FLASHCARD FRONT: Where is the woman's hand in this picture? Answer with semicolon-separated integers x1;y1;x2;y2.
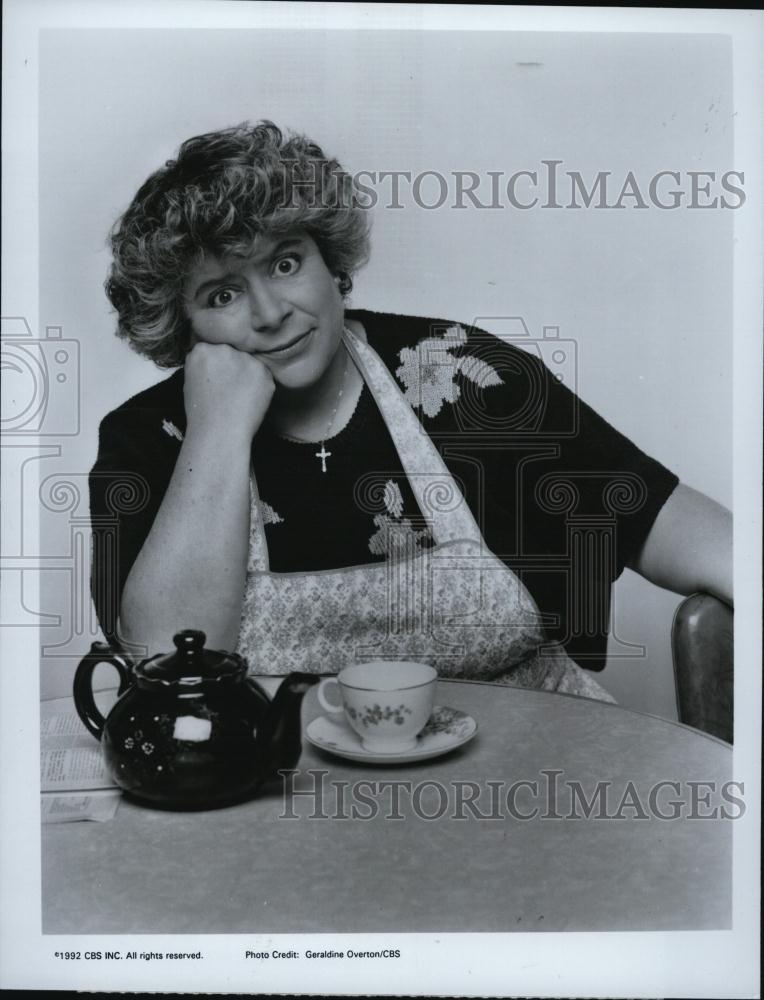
184;342;275;440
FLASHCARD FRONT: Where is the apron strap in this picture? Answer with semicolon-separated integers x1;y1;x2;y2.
343;329;484;546
247;473;270;573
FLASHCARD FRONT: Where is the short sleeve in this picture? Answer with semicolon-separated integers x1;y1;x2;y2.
88;408;179;644
458;330;679;576
524;362;678;576
441;327;680;668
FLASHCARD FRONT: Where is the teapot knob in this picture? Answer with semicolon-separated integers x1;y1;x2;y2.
173;629;206;665
174;629;206;649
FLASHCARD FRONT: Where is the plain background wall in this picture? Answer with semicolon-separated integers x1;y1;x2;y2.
36;29;733;712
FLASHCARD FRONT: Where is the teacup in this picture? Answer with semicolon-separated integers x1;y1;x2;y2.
317;661;437;752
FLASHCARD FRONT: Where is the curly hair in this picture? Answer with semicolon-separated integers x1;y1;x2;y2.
106;121;371;368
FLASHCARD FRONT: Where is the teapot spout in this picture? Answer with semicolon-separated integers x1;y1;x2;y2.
257;672;319;776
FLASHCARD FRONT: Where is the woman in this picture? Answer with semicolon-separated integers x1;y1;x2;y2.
90;121;732;701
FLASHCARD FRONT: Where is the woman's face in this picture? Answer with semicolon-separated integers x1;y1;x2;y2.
182;231;345;391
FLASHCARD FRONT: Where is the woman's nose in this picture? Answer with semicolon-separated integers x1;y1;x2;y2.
248;282;292;332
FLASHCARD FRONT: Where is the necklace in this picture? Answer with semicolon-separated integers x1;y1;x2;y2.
278;336;351;473
314;346;349;472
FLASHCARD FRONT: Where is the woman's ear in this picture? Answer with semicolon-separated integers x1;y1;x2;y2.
335;272;352;295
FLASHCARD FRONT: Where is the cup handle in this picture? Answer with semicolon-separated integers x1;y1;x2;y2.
73;642;132;739
317;677;344;715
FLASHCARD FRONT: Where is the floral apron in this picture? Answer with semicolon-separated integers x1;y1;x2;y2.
236;330;613;703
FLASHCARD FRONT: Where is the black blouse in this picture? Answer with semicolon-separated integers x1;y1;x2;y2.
89;309;679;669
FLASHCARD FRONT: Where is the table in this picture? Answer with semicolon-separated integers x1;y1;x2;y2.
41;680;733;933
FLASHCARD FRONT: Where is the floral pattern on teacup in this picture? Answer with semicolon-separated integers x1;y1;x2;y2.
347;703;413;728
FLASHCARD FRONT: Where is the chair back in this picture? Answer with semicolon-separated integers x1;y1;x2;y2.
671;593;733;744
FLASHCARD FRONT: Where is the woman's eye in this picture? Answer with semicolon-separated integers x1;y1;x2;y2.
208;287;239;308
272;253;301;278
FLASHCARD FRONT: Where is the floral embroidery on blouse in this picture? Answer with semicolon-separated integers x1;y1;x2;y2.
382;480;404;519
368;514;432;558
395;324;504;418
162;418;184;442
260;501;284;526
367;479;432;558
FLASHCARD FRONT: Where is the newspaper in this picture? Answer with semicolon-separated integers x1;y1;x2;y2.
40;697;120;822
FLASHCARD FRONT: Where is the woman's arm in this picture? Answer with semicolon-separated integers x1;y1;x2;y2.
120;343;275;654
626;482;733;606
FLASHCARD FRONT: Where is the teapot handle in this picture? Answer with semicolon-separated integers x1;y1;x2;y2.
73;642;132;739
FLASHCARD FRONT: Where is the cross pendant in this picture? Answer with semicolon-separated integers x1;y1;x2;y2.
316;444;331;473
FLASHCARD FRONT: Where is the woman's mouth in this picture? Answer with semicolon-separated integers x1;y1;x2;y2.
257;329;314;359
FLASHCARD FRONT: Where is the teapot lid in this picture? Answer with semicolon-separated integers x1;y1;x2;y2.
135;630;247;689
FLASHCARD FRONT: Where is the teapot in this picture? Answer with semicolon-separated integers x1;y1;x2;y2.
73;629;318;810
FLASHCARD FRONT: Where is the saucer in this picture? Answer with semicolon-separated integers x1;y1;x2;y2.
305;706;477;765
